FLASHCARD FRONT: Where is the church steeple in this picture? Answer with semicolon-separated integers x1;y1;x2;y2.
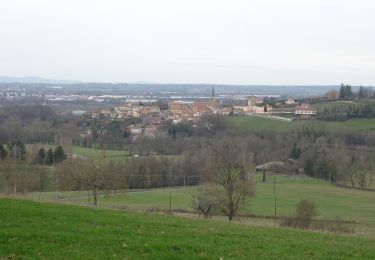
210;85;217;108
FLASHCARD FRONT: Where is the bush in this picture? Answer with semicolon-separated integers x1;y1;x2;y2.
294;199;317;229
279;199;317;229
280;215;297;228
311;216;354;234
280;207;354;234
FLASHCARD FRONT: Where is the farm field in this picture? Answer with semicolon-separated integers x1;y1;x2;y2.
312;100;375;111
26;144;129;161
1;198;374;259
26;144;181;163
232;115;375;132
16;175;375;237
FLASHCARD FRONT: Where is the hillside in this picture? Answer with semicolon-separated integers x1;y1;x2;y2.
0;199;374;259
16;175;375;238
232;115;375;132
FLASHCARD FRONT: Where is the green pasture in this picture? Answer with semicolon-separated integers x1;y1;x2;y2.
232;115;375;132
0;199;374;259
17;175;375;237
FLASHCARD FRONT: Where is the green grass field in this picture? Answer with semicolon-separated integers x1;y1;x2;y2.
26;144;130;162
26;145;181;163
71;146;128;158
1;198;374;259
18;175;375;237
312;100;375;112
232;115;375;132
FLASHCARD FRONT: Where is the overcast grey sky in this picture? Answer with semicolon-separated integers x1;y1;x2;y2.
0;0;374;85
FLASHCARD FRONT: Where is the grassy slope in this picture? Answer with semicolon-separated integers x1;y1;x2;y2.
24;176;375;226
232;115;375;132
110;177;375;225
0;199;374;259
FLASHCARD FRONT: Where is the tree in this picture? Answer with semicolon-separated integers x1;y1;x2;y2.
345;84;353;100
294;199;317;229
0;144;8;160
37;148;45;164
339;84;353;100
289;143;301;159
8;140;26;160
54;145;66;164
358;86;366;98
91;120;99;148
357;171;366;189
190;184;221;219
206;138;255;221
56;159;125;206
45;148;54;165
339;84;345;100
280;199;317;229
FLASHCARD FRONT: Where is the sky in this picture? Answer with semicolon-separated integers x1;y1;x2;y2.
0;0;374;85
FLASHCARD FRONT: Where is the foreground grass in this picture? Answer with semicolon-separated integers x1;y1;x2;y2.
0;199;374;259
232;115;375;132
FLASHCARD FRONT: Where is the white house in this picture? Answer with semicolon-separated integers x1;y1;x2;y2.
285;98;296;105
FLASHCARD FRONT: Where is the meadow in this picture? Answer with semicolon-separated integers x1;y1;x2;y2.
1;198;374;259
232;115;375;132
26;144;131;163
17;175;375;238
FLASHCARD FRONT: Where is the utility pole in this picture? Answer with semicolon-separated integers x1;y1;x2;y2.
169;184;172;215
262;160;266;183
274;175;277;225
169;168;172;215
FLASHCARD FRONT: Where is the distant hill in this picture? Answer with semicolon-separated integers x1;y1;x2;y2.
0;76;80;84
0;76;349;97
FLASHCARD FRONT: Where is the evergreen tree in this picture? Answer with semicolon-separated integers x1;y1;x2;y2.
304;157;314;177
289;143;301;159
345;85;352;99
358;86;366;98
45;148;54;165
339;84;345;99
37;148;45;164
0;144;8;160
54;145;66;164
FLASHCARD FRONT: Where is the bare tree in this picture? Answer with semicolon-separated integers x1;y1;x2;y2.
294;199;318;229
206;137;255;221
190;184;221;219
57;159;125;206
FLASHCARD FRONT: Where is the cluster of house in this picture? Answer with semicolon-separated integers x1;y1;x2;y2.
89;103;163;140
168;97;233;123
234;96;272;114
91;103;161;120
234;96;317;117
86;93;320;140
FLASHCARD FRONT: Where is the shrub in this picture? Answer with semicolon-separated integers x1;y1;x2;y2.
279;199;317;229
294;199;317;229
311;216;354;234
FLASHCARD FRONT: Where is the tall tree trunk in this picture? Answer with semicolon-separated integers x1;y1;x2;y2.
262;166;266;183
228;199;234;221
93;188;98;206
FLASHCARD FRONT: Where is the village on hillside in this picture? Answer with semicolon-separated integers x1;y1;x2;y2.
85;87;331;140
